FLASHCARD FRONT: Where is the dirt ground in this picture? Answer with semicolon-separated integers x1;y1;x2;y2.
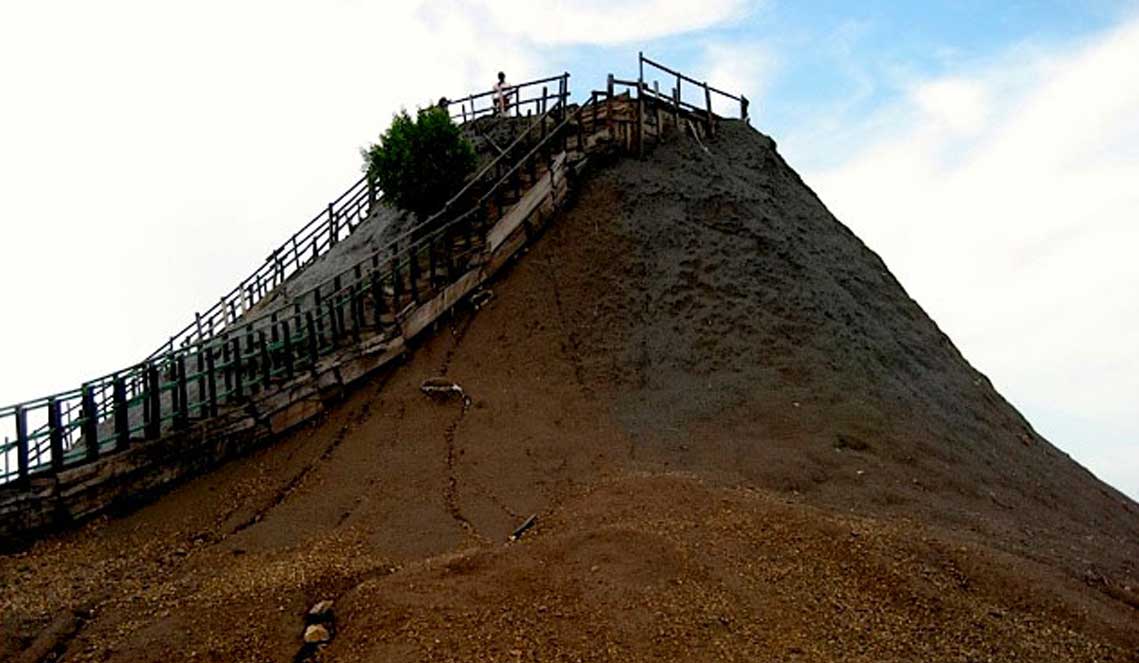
1;122;1137;662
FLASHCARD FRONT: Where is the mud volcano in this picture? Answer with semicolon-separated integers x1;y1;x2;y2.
2;121;1137;662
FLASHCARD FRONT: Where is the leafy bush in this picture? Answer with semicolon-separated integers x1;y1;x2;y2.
362;107;477;222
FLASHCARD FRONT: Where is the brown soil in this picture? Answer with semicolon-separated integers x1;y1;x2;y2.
2;122;1137;662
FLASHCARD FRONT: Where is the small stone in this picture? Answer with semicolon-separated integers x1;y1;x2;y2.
308;600;335;620
304;624;331;644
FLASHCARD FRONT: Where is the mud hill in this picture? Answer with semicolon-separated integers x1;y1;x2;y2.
2;121;1138;662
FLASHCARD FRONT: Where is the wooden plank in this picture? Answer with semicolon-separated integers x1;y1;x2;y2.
486;152;567;252
401;269;483;340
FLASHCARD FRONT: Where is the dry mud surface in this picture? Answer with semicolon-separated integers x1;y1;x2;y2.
2;122;1137;662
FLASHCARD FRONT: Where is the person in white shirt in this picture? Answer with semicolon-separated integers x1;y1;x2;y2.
493;72;512;115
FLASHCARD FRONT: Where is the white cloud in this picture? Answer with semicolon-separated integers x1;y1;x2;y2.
795;17;1139;498
463;0;752;45
698;42;777;117
911;78;990;134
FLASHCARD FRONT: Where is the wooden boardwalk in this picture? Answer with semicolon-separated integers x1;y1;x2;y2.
0;56;749;539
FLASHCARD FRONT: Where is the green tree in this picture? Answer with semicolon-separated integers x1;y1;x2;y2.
362;107;477;222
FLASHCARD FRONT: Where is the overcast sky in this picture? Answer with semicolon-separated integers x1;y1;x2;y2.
1;1;1136;499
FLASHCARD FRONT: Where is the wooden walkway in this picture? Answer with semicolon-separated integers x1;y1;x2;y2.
0;57;748;535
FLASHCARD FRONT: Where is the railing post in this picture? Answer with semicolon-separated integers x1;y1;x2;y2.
305;311;319;366
82;384;99;460
350;284;362;341
48;398;64;472
174;355;189;430
653;80;663;138
114;374;130;449
606;74;614;134
15;406;29;486
281;319;296;380
390;256;403;309
231;337;244;402
328;202;338;247
221;337;233;402
370;270;385;327
258;331;271;390
367;175;377;212
145;365;161;440
672;85;680;126
408;248;421;304
205;345;218;418
741;94;749;124
637;75;645;159
704;81;714;137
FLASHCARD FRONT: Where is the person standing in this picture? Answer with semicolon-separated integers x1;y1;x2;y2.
494;71;512;115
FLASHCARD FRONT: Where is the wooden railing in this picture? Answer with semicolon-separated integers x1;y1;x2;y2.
145;76;571;363
449;73;570;124
0;93;574;488
0;58;743;494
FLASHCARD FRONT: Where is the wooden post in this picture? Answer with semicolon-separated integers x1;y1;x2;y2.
390;256;403;309
195;311;204;343
704;81;714;137
444;228;455;281
258;331;271;390
227;338;242;403
280;319;295;379
327;300;340;346
672;84;680;126
195;350;207;420
654;80;663;138
370;270;385;326
606;74;615;135
175;355;189;430
113;375;130;448
15;406;29;485
427;237;438;289
328;203;338;247
48;398;64;471
241;326;254;392
409;249;421;303
145;364;161;442
221;337;233;401
349;284;362;341
305;311;319;366
637;66;645;159
368;175;377;211
82;385;99;460
741;94;749;124
206;346;218;417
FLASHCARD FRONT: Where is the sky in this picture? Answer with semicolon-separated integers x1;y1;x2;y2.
1;1;1136;498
